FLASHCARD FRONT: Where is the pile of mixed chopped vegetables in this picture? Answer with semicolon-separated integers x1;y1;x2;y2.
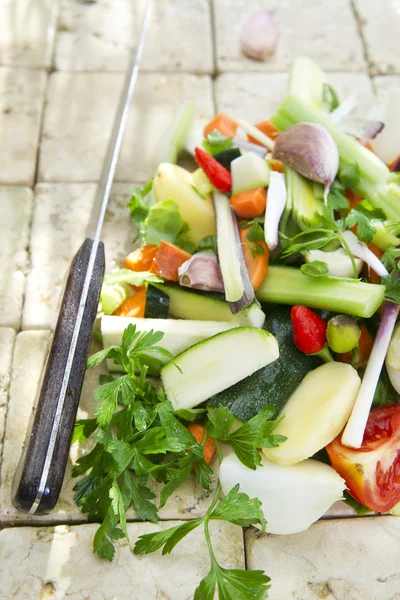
72;57;400;599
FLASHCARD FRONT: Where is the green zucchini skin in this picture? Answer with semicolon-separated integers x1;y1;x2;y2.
207;305;322;421
145;285;170;319
213;148;241;171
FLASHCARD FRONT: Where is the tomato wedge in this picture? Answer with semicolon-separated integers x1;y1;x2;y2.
326;405;400;512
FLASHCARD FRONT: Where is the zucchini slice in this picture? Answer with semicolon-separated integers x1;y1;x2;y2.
144;285;170;319
161;327;279;410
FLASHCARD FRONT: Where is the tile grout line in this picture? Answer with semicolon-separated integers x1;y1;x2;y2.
349;0;373;84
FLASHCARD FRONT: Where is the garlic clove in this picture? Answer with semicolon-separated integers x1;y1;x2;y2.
240;11;278;61
272;122;339;202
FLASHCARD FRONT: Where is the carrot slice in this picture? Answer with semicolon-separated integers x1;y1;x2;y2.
204;113;237;139
248;121;280;145
230;187;267;219
125;245;159;271
345;189;362;210
240;226;269;291
150;241;192;282
269;159;284;173
113;286;146;318
188;424;216;465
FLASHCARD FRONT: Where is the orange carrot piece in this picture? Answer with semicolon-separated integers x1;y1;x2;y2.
269;159;284;173
204;113;237;139
240;226;269;291
389;155;400;170
150;241;192;282
345;189;362;210
188;424;216;465
125;245;159;272
230;187;267;219
113;286;147;318
248;121;280;145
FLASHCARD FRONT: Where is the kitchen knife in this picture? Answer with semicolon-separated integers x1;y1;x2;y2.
11;0;152;516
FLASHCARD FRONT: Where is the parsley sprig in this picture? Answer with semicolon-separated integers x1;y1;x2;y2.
72;325;285;597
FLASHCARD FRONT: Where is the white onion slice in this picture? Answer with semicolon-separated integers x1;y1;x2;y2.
342;230;389;278
264;171;286;251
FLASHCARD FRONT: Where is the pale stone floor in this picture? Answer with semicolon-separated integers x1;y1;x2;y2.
0;1;400;598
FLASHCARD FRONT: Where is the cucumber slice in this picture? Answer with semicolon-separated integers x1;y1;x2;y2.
161;327;279;410
151;283;266;327
101;315;236;374
231;153;270;194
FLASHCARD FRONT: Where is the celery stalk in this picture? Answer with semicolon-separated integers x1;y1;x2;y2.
285;166;325;231
372;220;400;251
288;57;326;110
155;102;196;170
256;266;385;318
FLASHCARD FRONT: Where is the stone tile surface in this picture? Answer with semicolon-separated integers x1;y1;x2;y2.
215;71;373;122
0;330;217;525
0;0;58;68
22;182;148;330
38;72;214;183
0;520;244;600
0;187;33;330
0;67;46;186
0;328;15;462
354;0;400;75
55;0;213;74
246;517;400;600
213;0;366;73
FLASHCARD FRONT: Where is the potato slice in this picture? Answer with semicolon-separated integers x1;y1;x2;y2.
263;362;360;465
153;163;216;245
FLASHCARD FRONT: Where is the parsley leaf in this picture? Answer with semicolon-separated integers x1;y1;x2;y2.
210;484;265;531
127;179;153;228
382;267;400;304
300;260;329;278
346;201;386;243
246;222;265;243
203;129;233;156
93;513;125;562
121;471;158;523
339;163;361;189
198;234;217;254
382;246;400;272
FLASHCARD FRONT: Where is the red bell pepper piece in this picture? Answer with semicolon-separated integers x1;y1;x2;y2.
290;305;327;355
194;147;232;193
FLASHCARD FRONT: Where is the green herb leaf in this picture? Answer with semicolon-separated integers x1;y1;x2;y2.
300;260;329;278
343;491;371;516
93;514;121;561
210;484;266;531
143;199;196;253
198;235;217;254
382;246;400;272
339;163;361;189
71;418;98;444
103;269;162;287
383;267;400;304
174;407;207;422
94;375;135;428
121;471;158;523
109;480;128;539
216;566;271;600
346;201;386;243
203;129;233;156
127;179;153;227
322;83;340;112
246;222;265;243
327;190;350;211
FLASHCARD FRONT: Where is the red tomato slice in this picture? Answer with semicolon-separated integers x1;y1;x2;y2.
326;405;400;512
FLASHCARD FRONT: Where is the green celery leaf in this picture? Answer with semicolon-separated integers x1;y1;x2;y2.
194;568;218;600
322;83;340;112
71;418;98;444
246;223;265;244
206;405;235;440
174;407;207;422
143;199;196;253
216;566;271;600
134;519;201;555
382;267;400;303
300;260;329;278
382;246;400;272
121;471;158;523
346;202;386;243
104;269;162;287
327;190;350;211
127;179;153;230
210;484;266;531
198;235;217;254
203;129;233;156
339;163;361;189
109;480;128;539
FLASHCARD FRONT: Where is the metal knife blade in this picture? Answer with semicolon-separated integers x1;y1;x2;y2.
11;0;152;516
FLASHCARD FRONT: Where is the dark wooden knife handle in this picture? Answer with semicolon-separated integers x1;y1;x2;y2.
12;238;105;515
